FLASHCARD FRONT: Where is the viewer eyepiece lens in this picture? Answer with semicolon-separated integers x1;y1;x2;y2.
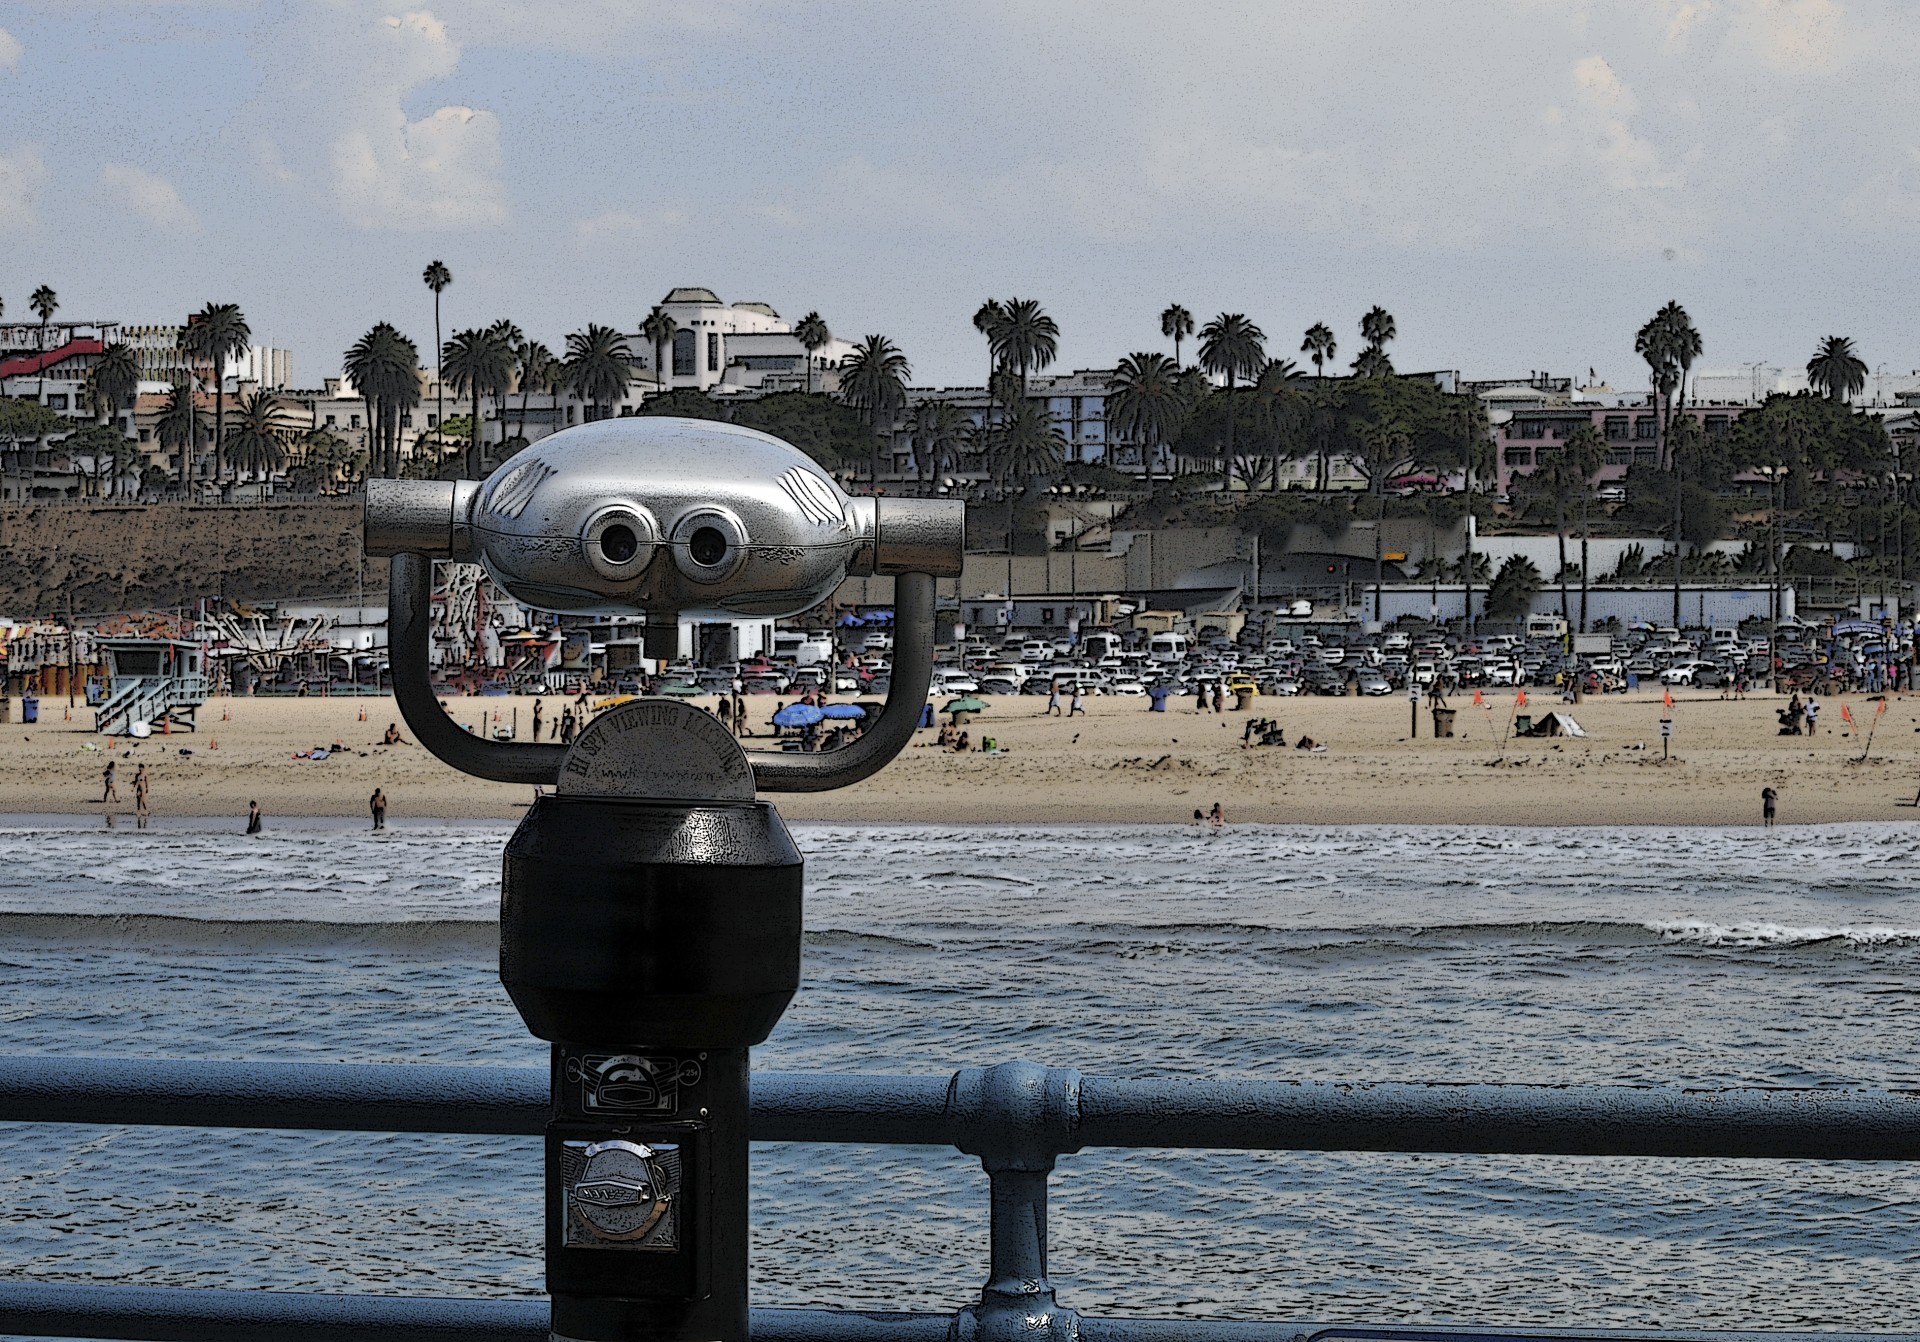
600;524;638;564
690;526;729;567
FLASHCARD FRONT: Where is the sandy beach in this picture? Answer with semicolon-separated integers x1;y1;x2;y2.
5;686;1919;826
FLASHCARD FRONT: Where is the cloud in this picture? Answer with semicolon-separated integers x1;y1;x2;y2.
0;143;46;234
574;207;686;240
98;162;200;232
0;27;22;70
250;6;507;230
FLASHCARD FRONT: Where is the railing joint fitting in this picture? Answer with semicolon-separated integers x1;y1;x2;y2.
947;1061;1084;1171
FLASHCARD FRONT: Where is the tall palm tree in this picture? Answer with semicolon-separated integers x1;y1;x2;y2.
1807;335;1868;403
29;284;57;343
794;311;831;394
1251;358;1306;490
839;334;911;484
487;319;523;464
1351;412;1415;619
639;306;677;394
1160;304;1194;368
155;376;203;489
444;326;517;477
1198;313;1266;475
179;302;250;484
1564;425;1608;631
224;389;294;483
514;339;557;449
1359;305;1396;352
1106;352;1187;481
562;324;634;422
1656;301;1702;412
344;323;421;479
991;398;1068;493
86;343;139;430
910;399;969;493
423;260;451;439
994;298;1059;399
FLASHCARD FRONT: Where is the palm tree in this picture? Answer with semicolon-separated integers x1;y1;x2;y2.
224;389;294;483
794;311;831;394
1106;352;1187;480
443;327;517;476
155;377;203;489
639;306;677;394
487;319;523;466
344;323;422;479
1564;425;1608;631
1351;411;1416;618
1198;313;1266;475
1251;358;1306;490
513;340;558;449
179;302;250;484
995;298;1059;398
86;343;139;431
1301;322;1336;377
29;284;56;343
1351;345;1395;378
423;260;451;439
1656;301;1702;412
991;398;1068;493
562;324;634;422
1808;335;1868;403
1160;304;1194;368
1360;305;1396;352
910;399;969;493
838;334;911;484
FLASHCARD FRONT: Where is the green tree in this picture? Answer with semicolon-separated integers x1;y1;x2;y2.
512;339;558;449
910;399;970;493
1563;425;1608;630
443;325;516;476
1249;358;1307;491
838;333;911;483
224;389;294;481
62;424;123;497
0;398;67;498
179;301;250;484
1160;303;1194;368
1301;321;1336;378
729;392;872;472
972;299;1006;432
640;306;677;393
29;284;57;344
794;311;831;394
562;324;633;422
85;343;139;430
993;297;1059;398
343;322;421;479
1807;335;1868;403
154;377;203;487
989;397;1067;493
423;260;451;441
1198;313;1266;473
1353;306;1396;377
1484;555;1542;621
1106;352;1187;481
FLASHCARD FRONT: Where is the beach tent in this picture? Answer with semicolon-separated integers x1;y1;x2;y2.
1522;711;1587;738
821;703;866;720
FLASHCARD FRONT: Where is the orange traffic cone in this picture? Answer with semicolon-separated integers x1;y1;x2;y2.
222;706;231;721
163;716;171;736
63;707;71;722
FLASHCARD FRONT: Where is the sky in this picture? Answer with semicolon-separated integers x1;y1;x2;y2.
0;0;1913;390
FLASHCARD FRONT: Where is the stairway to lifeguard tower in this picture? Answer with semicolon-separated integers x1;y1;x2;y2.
94;674;209;736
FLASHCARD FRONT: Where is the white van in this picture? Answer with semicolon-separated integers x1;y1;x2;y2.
1148;632;1190;662
1081;631;1122;661
1524;614;1568;641
773;630;835;666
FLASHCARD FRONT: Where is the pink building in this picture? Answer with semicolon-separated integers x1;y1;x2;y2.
1493;402;1750;498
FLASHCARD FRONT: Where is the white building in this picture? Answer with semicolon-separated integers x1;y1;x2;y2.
642;287;855;396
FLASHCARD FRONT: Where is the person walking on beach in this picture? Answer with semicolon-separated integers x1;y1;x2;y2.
1762;786;1778;828
560;707;577;746
246;800;262;835
1068;685;1086;717
1195;684;1209;713
133;765;150;828
101;760;119;803
1212;683;1225;714
532;699;544;741
1806;697;1821;735
370;787;387;832
1046;678;1063;716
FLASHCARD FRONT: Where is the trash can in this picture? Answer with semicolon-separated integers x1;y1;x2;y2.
0;698;10;724
21;696;38;724
1431;706;1457;737
1235;688;1255;711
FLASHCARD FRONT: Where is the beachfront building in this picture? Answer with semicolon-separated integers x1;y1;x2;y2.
641;288;857;397
1491;402;1753;499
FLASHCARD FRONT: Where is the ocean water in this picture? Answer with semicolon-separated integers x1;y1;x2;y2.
1;817;1919;1327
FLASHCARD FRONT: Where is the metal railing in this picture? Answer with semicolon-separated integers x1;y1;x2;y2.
2;1055;1918;1342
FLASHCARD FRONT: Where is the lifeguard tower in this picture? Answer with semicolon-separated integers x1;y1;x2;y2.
92;637;208;735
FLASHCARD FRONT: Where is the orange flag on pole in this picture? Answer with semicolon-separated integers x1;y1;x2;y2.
1663;689;1674;708
1473;688;1484;706
1842;703;1854;725
1878;699;1889;717
1516;690;1528;707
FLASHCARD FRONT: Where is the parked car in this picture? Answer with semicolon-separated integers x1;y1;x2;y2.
1357;671;1392;696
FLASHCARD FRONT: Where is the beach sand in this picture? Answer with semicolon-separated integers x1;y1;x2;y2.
6;687;1919;826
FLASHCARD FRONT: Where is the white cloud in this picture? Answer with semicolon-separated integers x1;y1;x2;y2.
98;162;200;233
0;143;46;234
250;6;507;230
0;27;23;70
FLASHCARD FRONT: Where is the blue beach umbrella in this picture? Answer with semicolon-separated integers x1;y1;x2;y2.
821;703;866;720
772;703;826;728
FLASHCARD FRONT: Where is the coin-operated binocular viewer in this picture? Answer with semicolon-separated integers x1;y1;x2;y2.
365;418;963;1342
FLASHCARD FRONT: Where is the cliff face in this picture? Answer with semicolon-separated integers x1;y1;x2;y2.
0;500;382;616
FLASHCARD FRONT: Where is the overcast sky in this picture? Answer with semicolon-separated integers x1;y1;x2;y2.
0;0;1911;389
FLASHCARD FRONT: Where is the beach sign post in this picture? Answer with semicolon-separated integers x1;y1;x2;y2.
1660;715;1673;760
363;418;964;1342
